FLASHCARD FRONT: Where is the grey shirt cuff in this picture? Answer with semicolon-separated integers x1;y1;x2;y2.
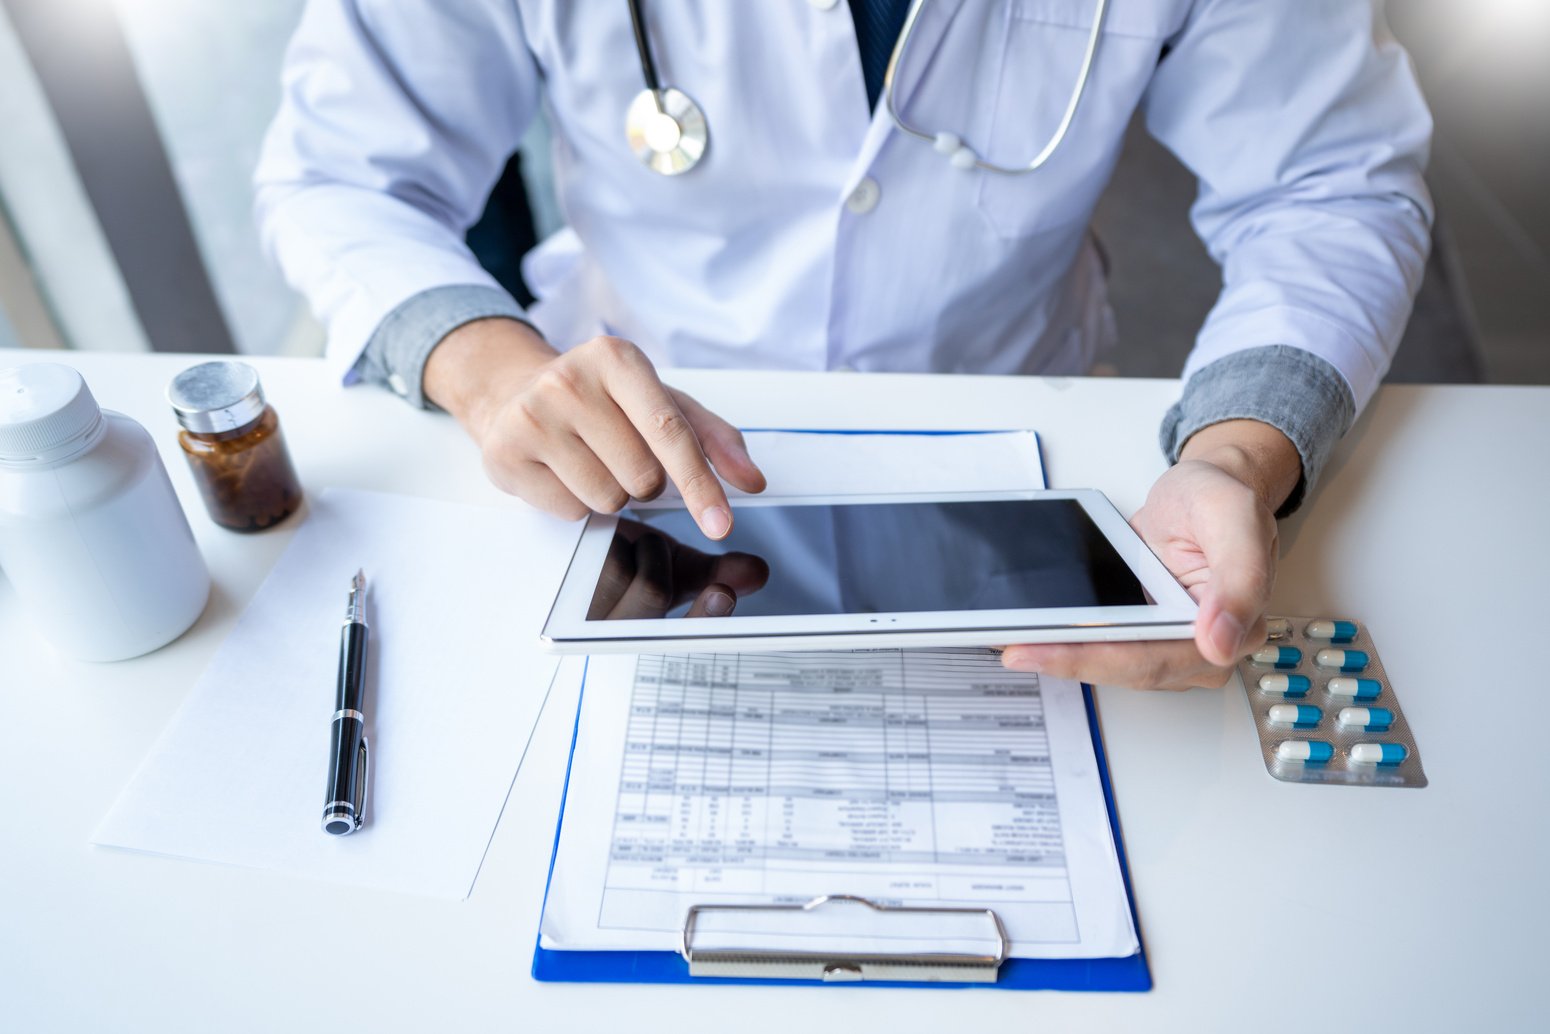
1159;345;1356;518
352;284;531;410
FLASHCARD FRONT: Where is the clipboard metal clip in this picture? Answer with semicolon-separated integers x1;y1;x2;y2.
680;894;1009;984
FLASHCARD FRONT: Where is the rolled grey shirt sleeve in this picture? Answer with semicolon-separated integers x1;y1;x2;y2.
351;284;532;410
1159;344;1356;518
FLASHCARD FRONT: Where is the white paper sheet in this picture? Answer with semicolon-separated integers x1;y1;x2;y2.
94;487;583;899
539;650;1138;960
691;430;1044;499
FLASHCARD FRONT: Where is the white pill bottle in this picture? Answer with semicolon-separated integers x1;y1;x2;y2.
0;363;209;661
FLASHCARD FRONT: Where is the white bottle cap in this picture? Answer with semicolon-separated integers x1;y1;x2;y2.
0;363;105;465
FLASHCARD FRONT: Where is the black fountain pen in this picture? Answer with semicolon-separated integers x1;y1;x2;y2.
322;570;370;836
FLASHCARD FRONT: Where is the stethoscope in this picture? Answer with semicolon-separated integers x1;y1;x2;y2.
623;0;708;175
624;0;1109;178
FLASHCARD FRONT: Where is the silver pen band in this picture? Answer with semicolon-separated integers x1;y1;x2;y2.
333;708;365;722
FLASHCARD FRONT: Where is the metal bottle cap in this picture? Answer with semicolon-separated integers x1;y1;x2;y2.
167;361;266;434
0;363;105;464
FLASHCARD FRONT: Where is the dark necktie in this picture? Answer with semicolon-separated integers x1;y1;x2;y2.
849;0;912;110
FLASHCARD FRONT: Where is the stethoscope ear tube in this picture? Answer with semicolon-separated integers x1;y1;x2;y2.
885;0;1109;174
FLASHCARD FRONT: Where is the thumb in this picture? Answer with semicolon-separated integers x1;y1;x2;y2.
686;583;737;618
671;389;767;495
1192;485;1277;666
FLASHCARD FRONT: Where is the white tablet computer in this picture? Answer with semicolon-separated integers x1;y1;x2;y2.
540;489;1197;654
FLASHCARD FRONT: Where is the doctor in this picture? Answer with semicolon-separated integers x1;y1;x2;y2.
254;0;1432;690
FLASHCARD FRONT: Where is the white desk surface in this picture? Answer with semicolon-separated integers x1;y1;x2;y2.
2;350;1547;1032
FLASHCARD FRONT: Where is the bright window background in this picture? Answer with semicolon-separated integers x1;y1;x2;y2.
110;0;322;356
0;304;19;351
2;0;560;358
0;2;148;353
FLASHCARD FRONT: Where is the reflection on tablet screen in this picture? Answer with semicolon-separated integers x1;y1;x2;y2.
585;499;1148;621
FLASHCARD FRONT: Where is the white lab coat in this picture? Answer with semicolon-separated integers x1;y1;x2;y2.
254;0;1432;410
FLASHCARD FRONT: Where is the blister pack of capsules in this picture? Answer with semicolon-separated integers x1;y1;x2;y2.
1236;617;1426;788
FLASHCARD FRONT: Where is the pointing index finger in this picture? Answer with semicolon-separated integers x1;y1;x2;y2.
606;360;732;539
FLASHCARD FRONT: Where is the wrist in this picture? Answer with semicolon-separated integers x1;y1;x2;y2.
1179;419;1303;514
423;318;555;441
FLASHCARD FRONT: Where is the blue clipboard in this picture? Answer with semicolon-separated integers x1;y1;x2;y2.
531;428;1149;990
533;670;1150;990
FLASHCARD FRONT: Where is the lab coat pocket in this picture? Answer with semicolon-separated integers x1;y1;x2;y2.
973;1;1170;240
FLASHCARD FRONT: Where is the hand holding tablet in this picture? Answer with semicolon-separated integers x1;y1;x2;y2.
1003;452;1283;691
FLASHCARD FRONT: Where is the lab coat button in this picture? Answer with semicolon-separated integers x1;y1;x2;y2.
387;373;409;397
807;0;840;10
846;177;881;215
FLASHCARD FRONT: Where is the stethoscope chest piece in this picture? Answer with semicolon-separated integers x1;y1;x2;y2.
626;87;708;175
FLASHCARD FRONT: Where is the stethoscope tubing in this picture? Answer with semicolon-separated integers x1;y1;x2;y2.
627;0;663;96
624;0;1108;176
884;0;1110;174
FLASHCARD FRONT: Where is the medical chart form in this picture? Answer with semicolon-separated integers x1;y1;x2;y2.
541;650;1139;960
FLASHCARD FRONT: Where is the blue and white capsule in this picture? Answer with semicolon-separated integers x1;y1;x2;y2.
1315;648;1369;673
1337;706;1394;732
1275;740;1334;764
1250;645;1303;669
1257;673;1312;698
1350;742;1408;766
1306;619;1358;644
1265;617;1293;641
1268;704;1322;729
1326;676;1382;701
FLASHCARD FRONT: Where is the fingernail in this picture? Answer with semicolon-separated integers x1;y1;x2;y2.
700;505;730;538
1210;611;1245;658
704;590;735;617
1004;647;1045;672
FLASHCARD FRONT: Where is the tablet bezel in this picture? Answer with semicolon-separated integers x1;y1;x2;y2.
540;489;1197;652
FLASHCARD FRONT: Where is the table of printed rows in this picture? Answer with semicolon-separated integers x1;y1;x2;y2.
603;650;1076;909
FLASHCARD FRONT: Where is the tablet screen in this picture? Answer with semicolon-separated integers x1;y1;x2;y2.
585;498;1150;621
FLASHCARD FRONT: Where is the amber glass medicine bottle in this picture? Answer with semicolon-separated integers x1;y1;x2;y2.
167;361;302;532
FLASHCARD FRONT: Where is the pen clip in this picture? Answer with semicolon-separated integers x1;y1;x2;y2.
352;736;369;830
